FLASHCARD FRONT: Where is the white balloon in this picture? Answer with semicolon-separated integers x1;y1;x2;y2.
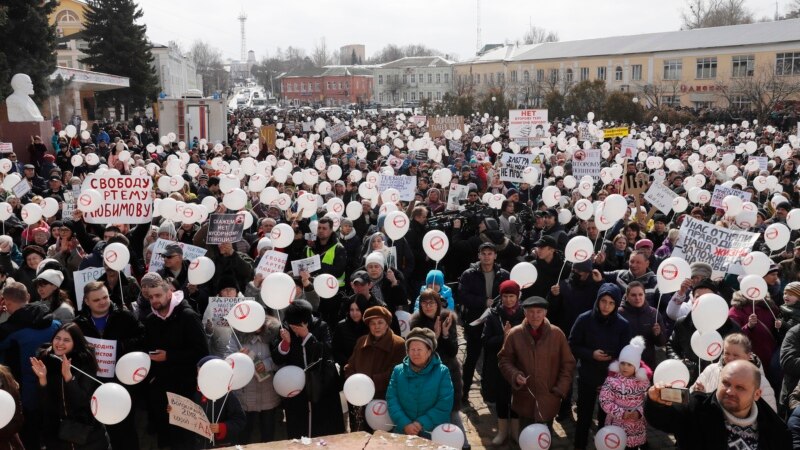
274;366;305;397
19;202;41;226
261;273;296;310
488;193;506;209
0;203;11;221
422;230;449;262
227;300;267;333
384;211;410;241
721;195;743;217
603;194;627;222
564;236;593;263
91;383;132;425
672;196;689;213
41;197;59;218
741;251;771;277
655;257;691;294
542;186;561;207
787;209;800;230
103;243;130;271
226;352;256;390
115;352;151;385
198;359;232;400
431;424;465;449
574;199;594;220
0;390;15;428
343;373;376;406
346;201;363;220
510;262;538;289
594;425;627;450
187;256;215;285
690;330;724;361
522;167;540;185
653;359;691;388
558;208;572;225
270;223;294;249
693;294;730;333
519;423;552;450
313;274;340;299
764;223;790;250
365;400;394;431
740;274;768;300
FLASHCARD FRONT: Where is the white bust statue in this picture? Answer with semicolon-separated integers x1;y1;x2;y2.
5;73;44;122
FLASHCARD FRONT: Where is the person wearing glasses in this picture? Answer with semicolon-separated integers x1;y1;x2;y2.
156;243;210;315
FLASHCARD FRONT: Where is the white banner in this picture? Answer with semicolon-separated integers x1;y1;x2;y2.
620;137;638;159
499;153;536;183
710;185;752;209
571;149;602;181
508;109;548;140
378;175;416;201
85;337;117;378
446;183;469;211
672;217;760;276
81;175;154;224
148;239;207;273
644;182;679;214
255;251;288;278
291;255;321;276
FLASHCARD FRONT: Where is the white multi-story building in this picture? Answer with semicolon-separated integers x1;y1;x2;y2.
373;56;454;104
150;43;203;98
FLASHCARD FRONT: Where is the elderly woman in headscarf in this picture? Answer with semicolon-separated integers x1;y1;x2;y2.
363;251;408;314
426;188;445;214
344;306;406;431
361;232;392;265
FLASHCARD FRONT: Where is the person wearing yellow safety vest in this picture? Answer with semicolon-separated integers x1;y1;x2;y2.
302;217;347;325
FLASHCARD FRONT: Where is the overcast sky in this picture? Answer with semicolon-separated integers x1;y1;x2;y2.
136;0;788;62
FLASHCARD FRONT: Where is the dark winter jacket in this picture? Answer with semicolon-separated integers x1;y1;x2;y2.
157;260;211;315
618;299;667;369
668;313;741;383
523;251;569;302
193;390;246;448
549;273;601;334
332;316;368;368
569;283;632;386
457;262;510;319
481;303;525;403
73;304;145;379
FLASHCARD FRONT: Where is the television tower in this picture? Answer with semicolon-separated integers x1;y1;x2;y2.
476;0;482;54
238;11;247;61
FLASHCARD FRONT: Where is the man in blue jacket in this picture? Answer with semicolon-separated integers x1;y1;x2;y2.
0;281;60;450
569;283;632;450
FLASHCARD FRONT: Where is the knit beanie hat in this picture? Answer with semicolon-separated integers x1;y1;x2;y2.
499;280;521;297
618;336;646;369
405;327;437;352
365;251;385;268
158;219;177;240
785;281;800;299
690;262;713;279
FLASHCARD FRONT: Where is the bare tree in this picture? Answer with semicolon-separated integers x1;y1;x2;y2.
520;25;559;44
190;40;229;96
311;38;332;67
366;44;443;64
635;75;682;109
681;0;754;29
785;0;800;18
714;64;800;123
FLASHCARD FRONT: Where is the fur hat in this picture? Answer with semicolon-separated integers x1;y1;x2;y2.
611;336;648;380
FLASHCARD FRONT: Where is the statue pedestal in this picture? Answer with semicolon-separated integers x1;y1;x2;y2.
0;120;53;164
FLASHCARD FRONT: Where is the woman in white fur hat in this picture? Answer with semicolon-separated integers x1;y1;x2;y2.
599;336;652;449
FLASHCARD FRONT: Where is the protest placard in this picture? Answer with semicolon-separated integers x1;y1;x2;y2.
206;296;253;327
671;217;760;276
207;214;245;244
710;185;752;208
410;115;426;125
446;183;469;211
325;123;349;141
260;125;276;150
577;123;600;143
508;109;548;141
167;392;212;440
291;255;321;276
80;175;153;224
571;149;602;181
73;266;105;310
644;182;679;214
85;337;117;378
748;156;768;172
499;153;536;183
410;149;428;161
620;137;638;159
62;188;78;218
427;116;464;139
378;175;416;201
0;142;12;153
449;140;463;154
149;239;207;273
602;127;630;139
255;250;288;278
12;179;30;198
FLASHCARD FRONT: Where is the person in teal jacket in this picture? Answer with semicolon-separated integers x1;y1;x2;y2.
412;270;455;312
386;327;454;436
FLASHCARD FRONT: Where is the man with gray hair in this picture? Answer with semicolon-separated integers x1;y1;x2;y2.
140;272;208;448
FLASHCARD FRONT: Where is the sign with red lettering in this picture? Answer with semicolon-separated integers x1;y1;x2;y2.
81;175;154;224
85;337;118;378
672;217;760;276
508;109;548;140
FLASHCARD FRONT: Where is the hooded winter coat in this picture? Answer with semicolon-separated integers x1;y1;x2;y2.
599;368;651;447
412;270;455;311
569;283;632;386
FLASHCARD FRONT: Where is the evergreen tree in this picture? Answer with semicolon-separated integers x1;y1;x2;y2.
81;0;158;118
0;0;57;104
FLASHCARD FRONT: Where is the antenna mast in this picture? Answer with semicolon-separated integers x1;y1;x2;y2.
238;11;247;61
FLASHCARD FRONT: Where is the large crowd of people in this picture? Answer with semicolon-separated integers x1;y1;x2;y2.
0;104;799;450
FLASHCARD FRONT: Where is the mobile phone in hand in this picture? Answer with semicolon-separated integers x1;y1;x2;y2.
660;387;689;405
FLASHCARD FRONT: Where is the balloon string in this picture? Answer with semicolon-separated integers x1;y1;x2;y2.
555;260;567;284
231;330;243;350
215;392;229;423
119;275;125;310
211;400;215;445
48;354;104;385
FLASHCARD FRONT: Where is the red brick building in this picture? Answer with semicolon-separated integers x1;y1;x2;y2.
280;66;374;107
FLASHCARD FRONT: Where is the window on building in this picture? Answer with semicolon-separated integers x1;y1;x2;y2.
661;95;681;107
776;53;800;76
427;92;432;99
510;71;517;83
663;59;682;80
730;95;751;109
444;73;449;83
411;92;416;101
379;93;384;102
301;83;306;92
499;73;504;83
436;91;442;100
378;75;383;85
614;66;623;81
403;92;407;101
490;73;495;84
285;83;291;93
565;68;573;83
394;74;399;83
345;81;350;89
294;83;299;91
549;69;558;82
428;74;433;83
523;71;530;82
580;67;589;81
436;73;441;83
402;74;407;84
537;69;544;82
730;56;754;78
315;82;320;91
631;65;642;81
693;100;713;110
411;74;416;83
696;57;717;79
597;67;606;81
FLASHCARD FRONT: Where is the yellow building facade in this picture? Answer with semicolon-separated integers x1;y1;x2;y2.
49;0;87;39
454;19;800;110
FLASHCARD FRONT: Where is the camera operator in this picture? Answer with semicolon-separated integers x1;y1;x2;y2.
452;214;522;273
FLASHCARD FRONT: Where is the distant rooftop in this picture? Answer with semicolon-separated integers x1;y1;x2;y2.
280;65;376;78
378;56;454;69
